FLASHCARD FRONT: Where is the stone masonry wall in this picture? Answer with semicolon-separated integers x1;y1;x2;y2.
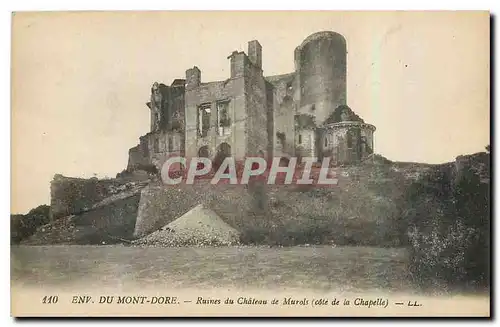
244;56;269;157
266;73;296;159
127;145;150;171
184;56;247;160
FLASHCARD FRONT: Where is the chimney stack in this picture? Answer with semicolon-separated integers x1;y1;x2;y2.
247;40;262;69
185;66;201;89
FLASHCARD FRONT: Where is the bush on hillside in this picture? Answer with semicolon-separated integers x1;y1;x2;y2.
406;156;490;292
11;205;50;244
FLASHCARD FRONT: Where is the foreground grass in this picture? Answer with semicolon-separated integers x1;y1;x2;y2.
11;245;412;293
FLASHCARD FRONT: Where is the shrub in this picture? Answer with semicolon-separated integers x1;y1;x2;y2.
11;205;50;244
406;156;490;292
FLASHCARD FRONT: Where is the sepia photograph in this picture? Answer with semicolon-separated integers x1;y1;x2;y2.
10;10;490;317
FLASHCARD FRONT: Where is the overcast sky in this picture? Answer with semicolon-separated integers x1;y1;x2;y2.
11;11;489;213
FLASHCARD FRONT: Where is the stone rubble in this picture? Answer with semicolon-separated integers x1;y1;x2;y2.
133;204;240;247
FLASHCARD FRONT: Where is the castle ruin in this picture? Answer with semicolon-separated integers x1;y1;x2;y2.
127;31;376;171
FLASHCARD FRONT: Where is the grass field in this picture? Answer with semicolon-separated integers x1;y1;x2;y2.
11;245;416;294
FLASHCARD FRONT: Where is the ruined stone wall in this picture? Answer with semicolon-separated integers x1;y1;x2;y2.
244;56;269;157
184;58;247;160
295;129;316;159
150;82;186;131
127;145;150;171
323;125;346;163
265;81;276;160
149;130;185;170
325;125;358;164
266;74;296;159
165;83;186;132
129;80;186;171
360;128;375;158
127;134;151;171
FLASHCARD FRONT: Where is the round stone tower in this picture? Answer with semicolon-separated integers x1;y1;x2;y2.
295;31;347;125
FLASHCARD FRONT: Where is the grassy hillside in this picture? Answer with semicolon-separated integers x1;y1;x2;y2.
20;157;431;247
238;162;414;246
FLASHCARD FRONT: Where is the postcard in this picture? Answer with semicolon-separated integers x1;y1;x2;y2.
10;10;490;317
